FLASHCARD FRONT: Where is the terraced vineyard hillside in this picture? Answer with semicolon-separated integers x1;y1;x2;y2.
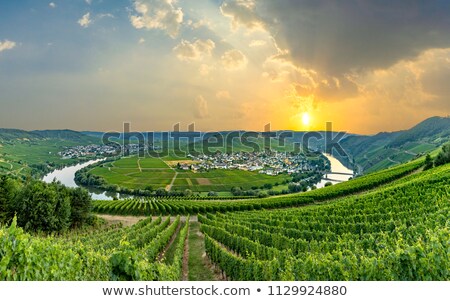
199;163;450;280
1;154;449;281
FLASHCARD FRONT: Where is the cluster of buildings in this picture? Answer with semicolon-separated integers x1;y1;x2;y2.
58;144;118;159
58;142;165;159
183;151;324;175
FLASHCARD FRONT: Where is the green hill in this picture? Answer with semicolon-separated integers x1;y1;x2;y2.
0;128;97;144
0;128;43;141
31;129;94;142
340;116;450;173
0;129;100;177
388;116;450;147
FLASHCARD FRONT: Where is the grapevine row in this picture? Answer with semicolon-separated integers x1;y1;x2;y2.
200;163;450;280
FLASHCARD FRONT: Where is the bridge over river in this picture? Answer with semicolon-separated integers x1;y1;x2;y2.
325;171;353;176
321;171;353;183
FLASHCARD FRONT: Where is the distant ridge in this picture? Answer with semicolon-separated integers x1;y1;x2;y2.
32;129;89;141
388;116;450;147
340;116;450;173
1;116;448;174
0;128;43;140
0;128;96;143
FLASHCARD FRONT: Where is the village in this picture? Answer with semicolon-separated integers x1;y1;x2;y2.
59;144;329;177
58;144;118;159
183;151;329;176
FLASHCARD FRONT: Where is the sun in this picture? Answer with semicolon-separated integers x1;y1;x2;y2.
301;112;311;126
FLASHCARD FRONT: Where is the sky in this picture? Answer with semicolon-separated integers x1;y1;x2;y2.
0;0;449;134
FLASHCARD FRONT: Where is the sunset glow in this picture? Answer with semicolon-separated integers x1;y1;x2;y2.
0;1;448;133
302;113;311;126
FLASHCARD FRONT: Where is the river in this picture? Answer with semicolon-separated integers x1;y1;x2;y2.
316;153;354;188
42;159;117;200
42;154;353;200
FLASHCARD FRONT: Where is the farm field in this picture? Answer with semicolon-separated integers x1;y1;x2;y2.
88;156;291;193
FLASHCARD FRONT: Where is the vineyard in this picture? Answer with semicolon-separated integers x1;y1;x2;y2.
1;156;449;281
199;163;450;280
0;215;189;280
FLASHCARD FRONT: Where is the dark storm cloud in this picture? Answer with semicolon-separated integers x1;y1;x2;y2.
261;0;450;75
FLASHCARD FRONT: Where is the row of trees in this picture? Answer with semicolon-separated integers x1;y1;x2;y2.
0;176;93;233
230;171;323;197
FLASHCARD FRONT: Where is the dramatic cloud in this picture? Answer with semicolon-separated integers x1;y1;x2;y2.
262;0;450;76
194;95;209;118
77;13;91;28
0;40;16;52
262;54;312;83
221;49;248;71
263;53;359;103
220;0;265;31
358;48;450;111
130;0;183;38
313;76;359;103
173;39;215;62
1;1;449;133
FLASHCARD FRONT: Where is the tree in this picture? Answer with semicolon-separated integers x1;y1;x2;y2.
207;191;218;197
0;176;19;224
424;154;434;170
231;186;243;196
434;144;450;167
324;182;333;187
155;188;167;197
13;181;71;233
288;183;305;193
69;188;92;228
263;183;273;189
183;189;193;197
257;191;268;198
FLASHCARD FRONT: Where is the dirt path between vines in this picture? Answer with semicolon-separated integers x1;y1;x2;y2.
157;222;181;262
187;222;223;281
182;225;189;281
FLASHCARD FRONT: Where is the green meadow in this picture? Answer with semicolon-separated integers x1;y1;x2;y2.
88;156;291;194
